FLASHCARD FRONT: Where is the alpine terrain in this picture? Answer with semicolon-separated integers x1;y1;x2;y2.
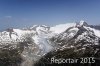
0;21;100;66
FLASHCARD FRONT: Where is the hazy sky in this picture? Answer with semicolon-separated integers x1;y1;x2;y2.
0;0;100;30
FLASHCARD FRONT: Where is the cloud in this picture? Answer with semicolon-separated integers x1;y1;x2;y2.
5;16;12;18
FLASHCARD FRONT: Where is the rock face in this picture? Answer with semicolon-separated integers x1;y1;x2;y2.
0;21;100;66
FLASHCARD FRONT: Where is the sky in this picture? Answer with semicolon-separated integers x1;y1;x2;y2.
0;0;100;30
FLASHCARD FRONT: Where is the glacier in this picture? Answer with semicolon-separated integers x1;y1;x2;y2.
0;21;100;66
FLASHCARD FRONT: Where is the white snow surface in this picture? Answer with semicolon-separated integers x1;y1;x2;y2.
32;34;53;55
90;28;100;37
13;29;36;36
84;26;100;37
50;23;76;34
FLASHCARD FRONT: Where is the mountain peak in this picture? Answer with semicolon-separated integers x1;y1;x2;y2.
0;21;100;66
79;20;88;26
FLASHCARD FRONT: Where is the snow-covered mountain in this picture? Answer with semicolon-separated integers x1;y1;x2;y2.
90;25;100;30
0;21;100;66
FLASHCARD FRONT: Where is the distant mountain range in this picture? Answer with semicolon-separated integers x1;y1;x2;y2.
90;25;100;30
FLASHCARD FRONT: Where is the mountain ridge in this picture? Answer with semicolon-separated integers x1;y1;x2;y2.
0;21;100;66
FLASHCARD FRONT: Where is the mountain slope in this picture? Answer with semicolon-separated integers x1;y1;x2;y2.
0;21;100;66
